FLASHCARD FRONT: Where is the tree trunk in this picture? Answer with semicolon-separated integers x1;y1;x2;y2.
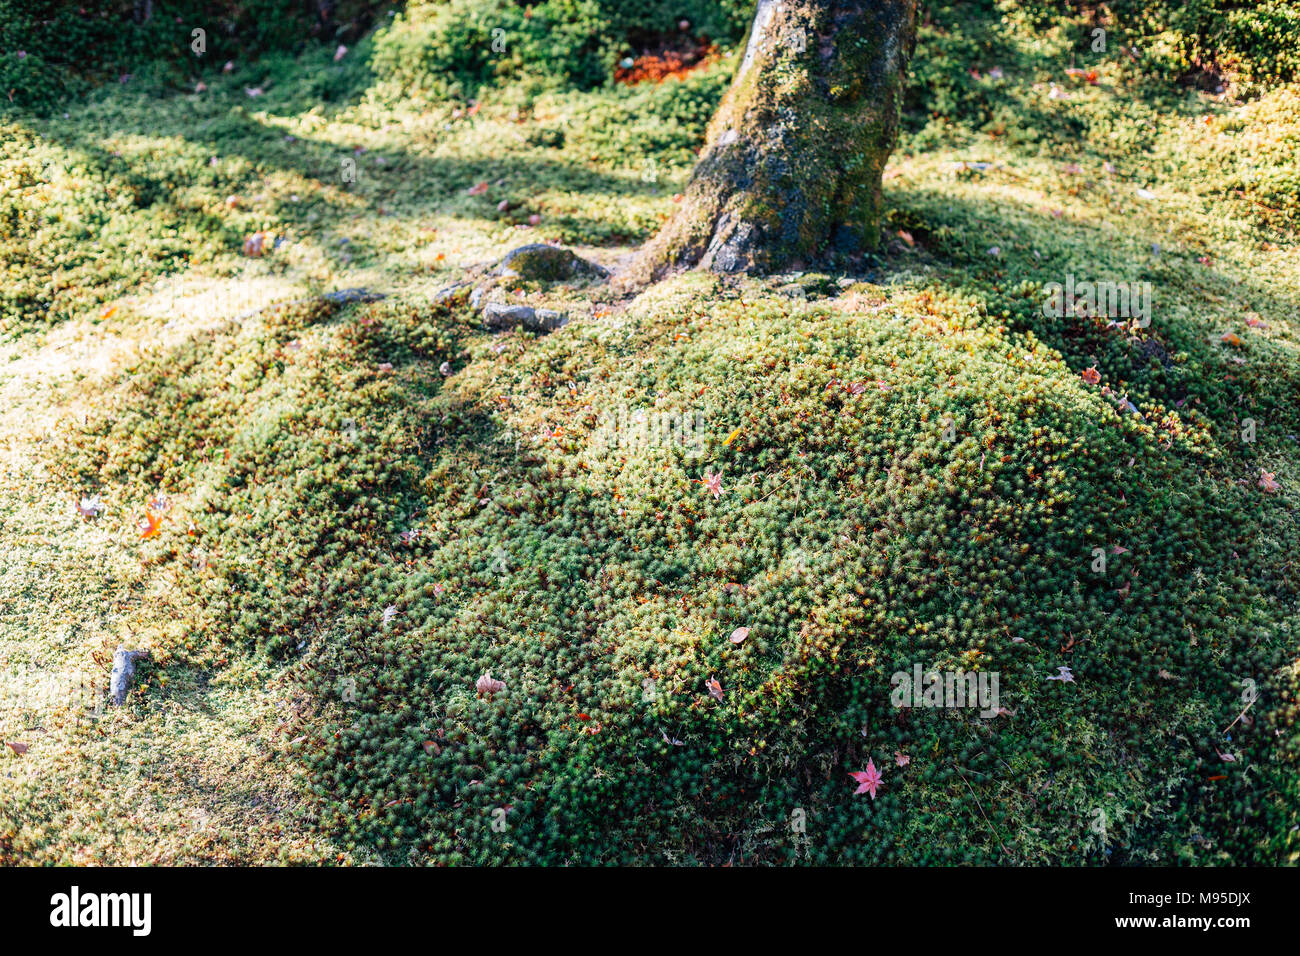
626;0;917;285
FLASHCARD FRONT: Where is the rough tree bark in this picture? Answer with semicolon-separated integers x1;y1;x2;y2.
624;0;917;285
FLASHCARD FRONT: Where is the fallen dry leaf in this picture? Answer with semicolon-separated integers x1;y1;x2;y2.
476;671;506;696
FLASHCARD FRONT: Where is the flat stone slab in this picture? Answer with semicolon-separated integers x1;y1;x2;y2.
323;288;387;305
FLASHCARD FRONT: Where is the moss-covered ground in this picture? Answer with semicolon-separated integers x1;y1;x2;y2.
1;1;1298;864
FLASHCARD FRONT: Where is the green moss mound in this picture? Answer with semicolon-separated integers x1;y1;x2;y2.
369;0;750;98
42;268;1300;863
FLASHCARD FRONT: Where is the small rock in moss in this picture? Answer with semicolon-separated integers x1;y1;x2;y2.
494;244;608;282
482;303;567;333
323;288;386;305
109;648;149;706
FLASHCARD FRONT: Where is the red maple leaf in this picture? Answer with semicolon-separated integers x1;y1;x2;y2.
701;470;723;499
849;758;884;799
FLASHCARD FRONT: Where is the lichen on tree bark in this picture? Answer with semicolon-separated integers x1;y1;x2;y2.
626;0;917;284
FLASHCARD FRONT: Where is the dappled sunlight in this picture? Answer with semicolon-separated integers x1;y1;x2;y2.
1;0;1298;870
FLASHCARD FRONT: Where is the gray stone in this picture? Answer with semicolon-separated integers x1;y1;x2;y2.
109;648;150;706
494;244;608;282
482;303;568;334
324;288;386;305
432;283;468;304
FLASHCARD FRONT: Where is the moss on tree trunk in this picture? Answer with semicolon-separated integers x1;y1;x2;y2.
626;0;917;284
